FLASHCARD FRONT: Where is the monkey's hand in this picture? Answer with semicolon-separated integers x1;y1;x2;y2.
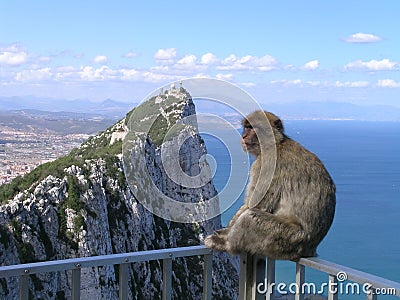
204;229;230;252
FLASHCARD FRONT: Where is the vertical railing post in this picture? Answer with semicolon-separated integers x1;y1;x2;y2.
71;268;81;300
295;263;305;300
19;275;29;300
203;253;213;300
328;274;338;300
266;258;276;300
119;264;129;300
367;288;377;300
162;258;172;300
254;255;266;300
239;254;266;300
239;253;249;299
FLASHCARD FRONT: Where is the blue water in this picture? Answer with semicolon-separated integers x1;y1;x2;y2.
202;121;400;298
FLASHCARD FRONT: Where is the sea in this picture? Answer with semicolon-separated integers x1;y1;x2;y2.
202;120;400;299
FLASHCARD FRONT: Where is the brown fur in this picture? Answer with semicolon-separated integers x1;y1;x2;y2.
205;111;336;260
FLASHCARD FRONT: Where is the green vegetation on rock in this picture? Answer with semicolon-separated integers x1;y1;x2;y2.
0;122;123;204
0;155;80;204
126;90;191;147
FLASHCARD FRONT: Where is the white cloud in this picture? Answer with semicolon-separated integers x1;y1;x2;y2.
93;55;108;64
175;54;197;69
0;51;27;66
302;60;319;70
56;66;75;72
216;73;233;81
37;56;51;63
256;55;278;71
80;66;116;81
154;48;176;60
74;53;85;59
150;54;206;74
55;65;168;82
120;68;140;80
192;73;208;78
334;81;369;88
123;51;137;58
15;68;52;81
288;79;302;85
217;54;277;71
344;33;382;43
240;82;256;88
344;59;398;71
149;65;170;74
270;79;303;86
0;44;21;52
269;80;334;87
154;48;177;65
174;55;210;73
141;71;180;83
306;81;322;86
270;80;371;88
54;66;77;80
377;79;400;88
201;53;218;65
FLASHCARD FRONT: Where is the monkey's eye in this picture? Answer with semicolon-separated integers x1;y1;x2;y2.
244;124;253;129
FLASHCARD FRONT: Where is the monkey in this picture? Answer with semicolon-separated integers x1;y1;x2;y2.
204;111;336;260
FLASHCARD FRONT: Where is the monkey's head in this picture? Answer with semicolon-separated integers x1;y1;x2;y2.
241;111;285;156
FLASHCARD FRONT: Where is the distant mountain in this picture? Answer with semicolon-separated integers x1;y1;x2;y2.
0;109;115;135
2;96;399;121
0;96;135;119
267;101;400;121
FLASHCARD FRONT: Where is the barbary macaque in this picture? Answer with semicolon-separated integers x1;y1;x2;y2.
205;111;336;260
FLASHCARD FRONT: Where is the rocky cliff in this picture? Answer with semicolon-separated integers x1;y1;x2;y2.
0;87;238;299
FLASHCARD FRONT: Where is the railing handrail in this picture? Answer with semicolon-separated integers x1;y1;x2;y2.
1;246;399;299
0;245;214;300
0;245;211;278
299;257;400;296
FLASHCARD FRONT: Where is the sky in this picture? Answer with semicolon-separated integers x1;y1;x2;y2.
1;0;400;108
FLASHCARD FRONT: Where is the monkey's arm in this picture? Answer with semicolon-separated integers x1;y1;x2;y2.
207;205;247;238
227;204;248;227
204;204;248;251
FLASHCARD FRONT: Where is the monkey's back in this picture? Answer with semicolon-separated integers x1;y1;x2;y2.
264;137;336;255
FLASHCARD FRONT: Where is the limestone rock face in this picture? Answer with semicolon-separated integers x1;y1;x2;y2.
0;87;238;300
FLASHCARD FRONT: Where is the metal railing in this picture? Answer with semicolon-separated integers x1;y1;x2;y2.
0;245;213;300
238;254;400;300
1;246;400;300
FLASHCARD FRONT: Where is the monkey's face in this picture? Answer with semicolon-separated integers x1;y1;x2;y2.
242;111;284;157
241;123;261;156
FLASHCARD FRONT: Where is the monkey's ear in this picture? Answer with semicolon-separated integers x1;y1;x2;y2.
242;118;250;127
274;119;284;132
